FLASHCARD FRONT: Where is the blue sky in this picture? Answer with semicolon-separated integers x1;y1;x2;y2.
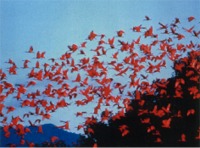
0;0;199;134
1;0;199;62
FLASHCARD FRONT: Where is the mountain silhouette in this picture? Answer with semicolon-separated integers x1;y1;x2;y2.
0;124;80;147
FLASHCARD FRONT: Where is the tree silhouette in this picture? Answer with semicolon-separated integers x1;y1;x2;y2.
79;50;200;147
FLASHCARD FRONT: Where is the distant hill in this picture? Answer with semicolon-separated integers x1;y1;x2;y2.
0;124;80;147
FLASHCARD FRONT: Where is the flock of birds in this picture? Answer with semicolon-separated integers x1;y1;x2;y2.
0;16;200;146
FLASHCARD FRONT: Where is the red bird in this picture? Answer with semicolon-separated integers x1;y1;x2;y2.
23;60;30;69
6;106;15;114
188;16;195;22
183;26;194;33
162;118;171;128
108;37;115;48
73;73;81;82
28;46;34;53
81;41;87;48
117;30;124;37
88;31;97;41
38;125;43;133
51;136;59;143
68;44;78;52
144;16;151;21
144;26;153;38
132;25;146;32
36;51;45;59
58;121;69;130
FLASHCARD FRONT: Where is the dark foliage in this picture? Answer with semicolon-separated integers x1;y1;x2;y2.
79;50;200;147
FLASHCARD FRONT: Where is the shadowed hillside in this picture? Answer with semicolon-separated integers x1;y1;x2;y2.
0;124;80;147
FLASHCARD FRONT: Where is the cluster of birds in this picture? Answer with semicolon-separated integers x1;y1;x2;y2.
0;16;199;146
